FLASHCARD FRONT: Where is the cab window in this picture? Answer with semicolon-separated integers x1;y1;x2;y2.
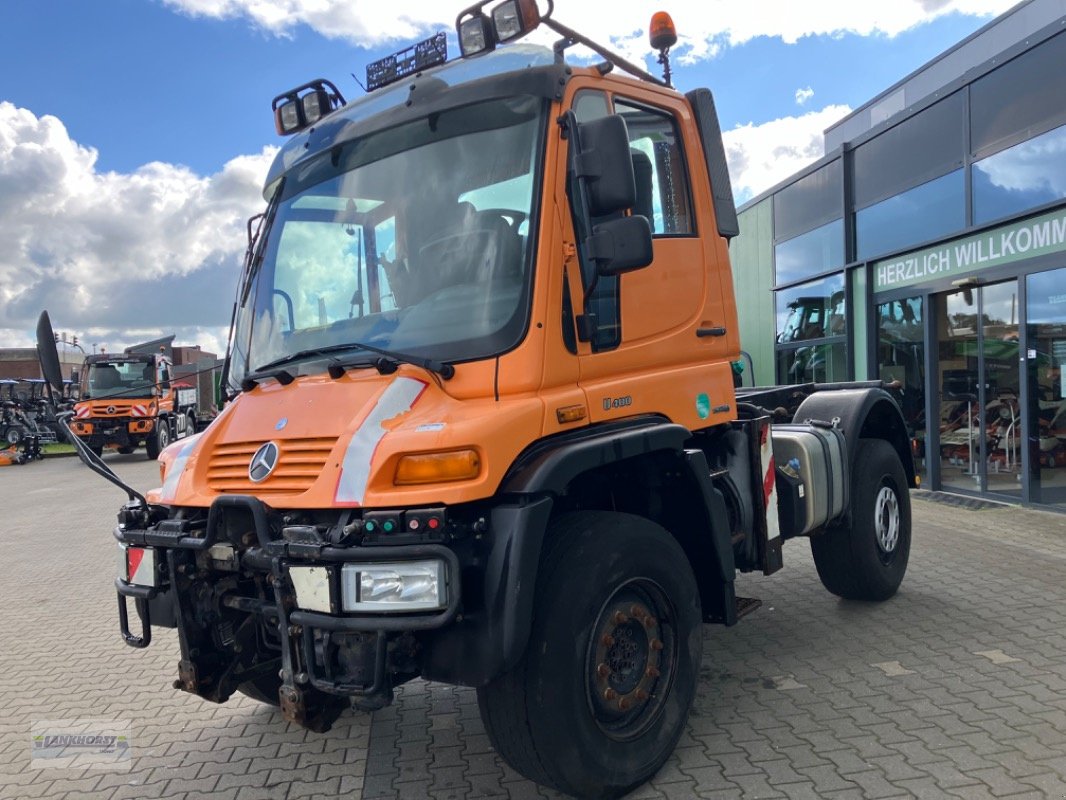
614;99;694;236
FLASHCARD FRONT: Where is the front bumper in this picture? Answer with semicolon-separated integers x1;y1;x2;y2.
114;495;462;708
73;417;152;448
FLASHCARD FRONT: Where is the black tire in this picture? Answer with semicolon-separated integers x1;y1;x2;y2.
146;417;170;460
811;438;911;601
186;412;196;438
88;444;104;458
4;426;23;445
237;674;282;706
117;446;135;455
477;511;702;799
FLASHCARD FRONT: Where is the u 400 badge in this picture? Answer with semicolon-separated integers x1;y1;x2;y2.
602;395;632;411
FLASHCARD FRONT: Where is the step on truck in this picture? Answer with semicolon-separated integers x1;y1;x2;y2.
70;350;198;458
38;3;916;797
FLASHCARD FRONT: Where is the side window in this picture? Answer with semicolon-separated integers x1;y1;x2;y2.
573;90;609;123
614;100;694;236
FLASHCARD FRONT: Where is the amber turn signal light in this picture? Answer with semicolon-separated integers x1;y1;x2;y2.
395;449;481;485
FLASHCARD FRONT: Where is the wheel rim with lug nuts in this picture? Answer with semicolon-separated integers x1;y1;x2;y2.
874;483;900;559
585;578;677;742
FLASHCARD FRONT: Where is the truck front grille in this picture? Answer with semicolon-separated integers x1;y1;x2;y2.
206;437;337;496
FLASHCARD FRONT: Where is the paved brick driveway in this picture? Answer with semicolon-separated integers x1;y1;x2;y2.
2;455;1065;799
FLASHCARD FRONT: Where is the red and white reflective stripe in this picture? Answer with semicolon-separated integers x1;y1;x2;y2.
130;404;148;417
335;377;428;505
761;426;781;541
125;547;157;588
74;405;91;418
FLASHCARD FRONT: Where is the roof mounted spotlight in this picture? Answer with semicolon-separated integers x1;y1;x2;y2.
456;0;546;57
272;79;346;136
492;0;542;42
457;13;495;57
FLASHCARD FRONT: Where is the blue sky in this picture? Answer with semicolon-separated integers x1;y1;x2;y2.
0;0;1015;353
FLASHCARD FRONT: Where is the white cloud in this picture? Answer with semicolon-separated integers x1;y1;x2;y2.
0;102;275;352
724;104;853;203
161;0;1016;64
795;86;814;106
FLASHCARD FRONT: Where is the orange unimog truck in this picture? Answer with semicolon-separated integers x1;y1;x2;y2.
38;3;915;796
71;350;198;458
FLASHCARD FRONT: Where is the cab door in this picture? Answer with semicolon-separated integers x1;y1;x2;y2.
560;82;737;431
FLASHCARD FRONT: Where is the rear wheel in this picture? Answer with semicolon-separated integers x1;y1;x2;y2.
4;426;23;445
88;444;103;458
146;418;170;459
811;438;911;601
117;445;135;455
477;511;702;799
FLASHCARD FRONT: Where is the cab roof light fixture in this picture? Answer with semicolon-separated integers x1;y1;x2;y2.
366;32;449;92
492;0;541;42
649;11;678;87
457;13;495;57
456;0;541;57
272;79;346;137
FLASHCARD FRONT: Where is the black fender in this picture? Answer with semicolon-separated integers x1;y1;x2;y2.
420;419;738;686
793;387;917;494
419;495;552;687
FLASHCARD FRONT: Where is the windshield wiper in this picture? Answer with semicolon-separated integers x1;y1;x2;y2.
243;342;453;389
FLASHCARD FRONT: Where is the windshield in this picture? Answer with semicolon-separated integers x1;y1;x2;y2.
83;359;156;399
228;95;546;388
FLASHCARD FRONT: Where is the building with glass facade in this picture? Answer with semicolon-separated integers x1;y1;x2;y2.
730;0;1066;510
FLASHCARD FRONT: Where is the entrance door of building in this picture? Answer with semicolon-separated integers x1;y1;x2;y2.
935;280;1022;497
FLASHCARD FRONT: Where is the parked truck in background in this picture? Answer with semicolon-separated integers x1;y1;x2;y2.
71;350;198;458
38;3;916;797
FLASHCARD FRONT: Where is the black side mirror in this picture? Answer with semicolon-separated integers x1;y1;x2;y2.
35;311;65;398
574;115;637;217
589;215;653;276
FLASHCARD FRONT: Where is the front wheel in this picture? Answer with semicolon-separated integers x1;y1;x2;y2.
477;512;702;799
236;674;282;706
146;418;170;459
811;438;911;601
4;426;23;445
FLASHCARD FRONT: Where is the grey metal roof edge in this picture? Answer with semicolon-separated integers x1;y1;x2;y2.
822;0;1036;139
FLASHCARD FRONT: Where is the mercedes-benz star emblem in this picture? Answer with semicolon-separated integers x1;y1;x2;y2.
248;441;280;483
106;405;116;415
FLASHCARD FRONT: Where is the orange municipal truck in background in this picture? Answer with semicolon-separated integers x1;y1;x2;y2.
70;350;198;458
38;3;916;797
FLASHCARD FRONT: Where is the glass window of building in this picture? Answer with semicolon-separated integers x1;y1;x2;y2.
777;342;847;385
773;161;843;286
1025;267;1066;509
855;170;965;261
972;123;1066;225
776;273;845;343
775;273;846;384
970;30;1066;159
774;219;844;286
877;296;926;482
774;160;842;242
615;99;694;235
853;91;964;209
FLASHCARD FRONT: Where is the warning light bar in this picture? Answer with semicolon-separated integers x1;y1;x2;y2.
366;32;448;92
